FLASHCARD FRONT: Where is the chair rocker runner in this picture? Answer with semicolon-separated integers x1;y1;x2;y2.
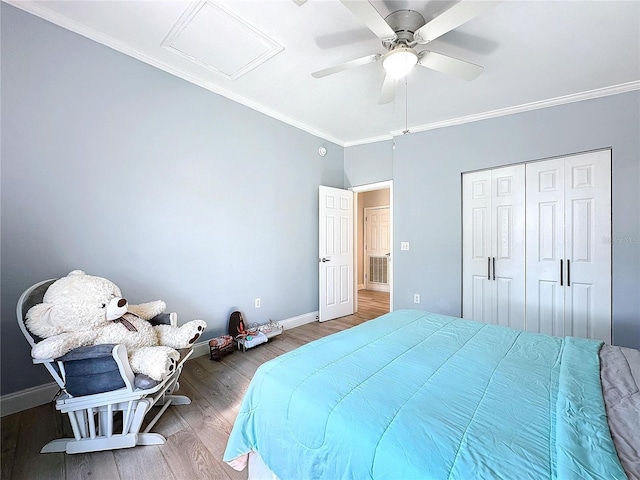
17;279;194;454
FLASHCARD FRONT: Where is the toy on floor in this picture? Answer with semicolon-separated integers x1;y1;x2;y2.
228;310;267;351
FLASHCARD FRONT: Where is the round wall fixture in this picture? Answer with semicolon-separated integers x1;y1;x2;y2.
318;146;327;157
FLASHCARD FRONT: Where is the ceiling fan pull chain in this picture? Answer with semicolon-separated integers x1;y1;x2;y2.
403;76;409;135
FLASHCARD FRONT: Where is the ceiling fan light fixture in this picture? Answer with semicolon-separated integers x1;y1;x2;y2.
382;47;418;79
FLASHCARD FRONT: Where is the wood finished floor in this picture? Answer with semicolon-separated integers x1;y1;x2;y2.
1;290;390;480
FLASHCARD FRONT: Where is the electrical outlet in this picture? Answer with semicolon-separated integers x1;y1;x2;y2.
255;298;261;308
414;294;420;304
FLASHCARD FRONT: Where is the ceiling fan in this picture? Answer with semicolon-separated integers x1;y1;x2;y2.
312;1;498;104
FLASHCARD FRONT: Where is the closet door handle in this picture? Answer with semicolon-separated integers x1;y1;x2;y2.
567;260;571;287
488;257;491;280
492;257;496;281
560;260;563;287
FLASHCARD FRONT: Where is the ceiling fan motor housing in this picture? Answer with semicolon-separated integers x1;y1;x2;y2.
383;10;426;49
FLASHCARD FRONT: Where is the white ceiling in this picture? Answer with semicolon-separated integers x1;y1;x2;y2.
7;0;640;146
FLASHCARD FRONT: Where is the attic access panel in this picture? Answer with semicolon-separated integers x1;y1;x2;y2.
162;0;284;80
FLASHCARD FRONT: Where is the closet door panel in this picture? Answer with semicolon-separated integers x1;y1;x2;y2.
495;278;513;327
492;165;525;329
525;159;565;334
463;171;492;322
537;280;561;336
471;275;489;322
566;282;594;339
563;150;611;343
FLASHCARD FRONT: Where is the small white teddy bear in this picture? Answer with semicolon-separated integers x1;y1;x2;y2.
26;270;207;381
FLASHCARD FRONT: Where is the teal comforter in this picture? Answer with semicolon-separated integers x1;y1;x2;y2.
223;310;626;479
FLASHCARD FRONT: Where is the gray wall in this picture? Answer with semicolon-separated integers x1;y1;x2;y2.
344;141;394;188
346;91;640;350
1;4;344;395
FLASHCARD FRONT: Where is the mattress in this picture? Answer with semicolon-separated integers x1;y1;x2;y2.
224;310;629;479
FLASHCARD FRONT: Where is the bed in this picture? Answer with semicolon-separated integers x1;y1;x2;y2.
223;310;639;479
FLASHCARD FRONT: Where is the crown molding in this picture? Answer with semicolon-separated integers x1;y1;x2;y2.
343;133;394;148
386;81;640;139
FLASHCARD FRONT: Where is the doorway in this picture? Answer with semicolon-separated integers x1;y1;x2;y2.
352;181;393;314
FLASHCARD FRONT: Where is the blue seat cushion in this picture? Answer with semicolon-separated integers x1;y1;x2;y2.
58;345;125;396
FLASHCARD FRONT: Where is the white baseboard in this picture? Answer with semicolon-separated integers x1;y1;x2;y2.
2;311;320;416
278;311;319;330
357;284;365;290
1;382;60;417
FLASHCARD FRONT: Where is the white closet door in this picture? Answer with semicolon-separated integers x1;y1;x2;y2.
563;150;611;343
525;158;566;336
526;150;611;343
491;165;526;330
463;165;525;327
462;170;492;323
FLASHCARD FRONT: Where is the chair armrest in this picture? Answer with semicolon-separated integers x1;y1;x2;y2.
57;344;120;362
149;312;177;327
56;344;136;396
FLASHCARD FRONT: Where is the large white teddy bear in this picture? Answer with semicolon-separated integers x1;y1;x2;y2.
26;270;207;381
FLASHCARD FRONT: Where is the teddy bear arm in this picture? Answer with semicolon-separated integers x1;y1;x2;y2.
153;319;207;349
127;301;166;320
31;332;96;360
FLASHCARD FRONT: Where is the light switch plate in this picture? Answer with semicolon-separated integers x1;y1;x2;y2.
401;242;410;251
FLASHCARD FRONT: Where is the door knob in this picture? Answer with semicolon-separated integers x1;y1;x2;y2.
321;257;331;263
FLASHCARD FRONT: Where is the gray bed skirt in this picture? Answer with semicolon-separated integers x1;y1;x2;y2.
601;344;640;480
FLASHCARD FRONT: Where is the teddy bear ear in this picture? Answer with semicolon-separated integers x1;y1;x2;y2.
67;270;86;276
25;303;62;338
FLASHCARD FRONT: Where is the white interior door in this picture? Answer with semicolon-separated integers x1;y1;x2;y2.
364;207;390;292
319;186;354;322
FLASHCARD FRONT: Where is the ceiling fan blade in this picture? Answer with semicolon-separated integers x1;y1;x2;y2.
312;54;381;78
414;1;499;44
340;1;397;43
379;73;399;104
418;51;483;80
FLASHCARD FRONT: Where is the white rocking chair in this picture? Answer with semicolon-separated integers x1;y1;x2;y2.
17;279;194;454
